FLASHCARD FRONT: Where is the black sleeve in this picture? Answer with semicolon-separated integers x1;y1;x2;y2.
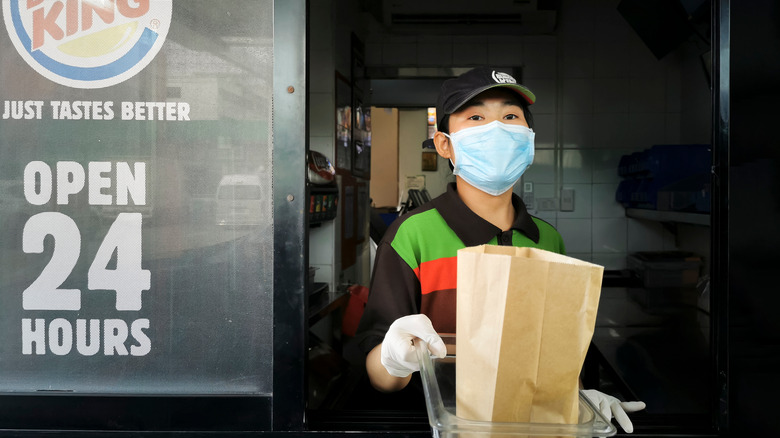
353;239;421;356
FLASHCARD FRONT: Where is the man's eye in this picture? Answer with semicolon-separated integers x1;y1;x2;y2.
468;115;483;121
505;114;518;120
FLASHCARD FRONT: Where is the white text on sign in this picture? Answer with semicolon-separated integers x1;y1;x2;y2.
24;161;146;206
22;318;151;356
2;100;190;121
20;160;152;357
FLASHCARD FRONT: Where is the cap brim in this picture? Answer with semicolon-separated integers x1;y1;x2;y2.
444;83;536;116
492;83;536;105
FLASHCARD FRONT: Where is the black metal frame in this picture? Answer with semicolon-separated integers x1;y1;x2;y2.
11;0;780;435
0;1;305;435
271;0;308;431
710;0;729;433
719;0;780;434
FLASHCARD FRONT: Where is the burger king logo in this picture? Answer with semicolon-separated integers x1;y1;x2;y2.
3;0;172;89
491;70;516;84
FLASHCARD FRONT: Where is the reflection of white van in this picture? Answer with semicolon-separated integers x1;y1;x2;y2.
215;174;264;226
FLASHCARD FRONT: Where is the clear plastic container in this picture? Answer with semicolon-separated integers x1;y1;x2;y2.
416;337;617;437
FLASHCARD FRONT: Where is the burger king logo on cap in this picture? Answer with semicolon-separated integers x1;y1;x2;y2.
491;70;516;84
3;0;172;89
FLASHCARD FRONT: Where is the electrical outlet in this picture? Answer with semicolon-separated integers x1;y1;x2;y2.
537;197;559;211
560;188;574;211
522;182;534;209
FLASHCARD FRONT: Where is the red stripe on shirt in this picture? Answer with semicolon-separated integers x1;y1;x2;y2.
413;256;457;295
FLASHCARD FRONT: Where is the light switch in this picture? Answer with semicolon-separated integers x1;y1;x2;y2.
560;188;574;211
522;182;534;210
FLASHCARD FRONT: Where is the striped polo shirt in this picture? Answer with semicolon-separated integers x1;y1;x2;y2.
355;183;565;355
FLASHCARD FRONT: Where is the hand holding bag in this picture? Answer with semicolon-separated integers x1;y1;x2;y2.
456;245;603;424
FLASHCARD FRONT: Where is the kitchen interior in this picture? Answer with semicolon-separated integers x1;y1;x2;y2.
2;0;778;435
304;0;718;434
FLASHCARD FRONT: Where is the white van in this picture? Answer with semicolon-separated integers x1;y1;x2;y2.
215;174;264;226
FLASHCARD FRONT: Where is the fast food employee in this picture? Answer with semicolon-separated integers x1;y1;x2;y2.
353;67;646;433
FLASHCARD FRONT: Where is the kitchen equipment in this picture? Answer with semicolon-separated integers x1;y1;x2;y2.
306;151;338;224
307;150;335;185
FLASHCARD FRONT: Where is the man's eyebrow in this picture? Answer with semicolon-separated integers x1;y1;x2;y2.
458;99;522;110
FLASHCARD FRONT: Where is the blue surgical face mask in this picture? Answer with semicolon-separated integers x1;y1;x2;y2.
445;120;535;196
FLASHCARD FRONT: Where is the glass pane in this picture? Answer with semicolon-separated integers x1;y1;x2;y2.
0;0;273;395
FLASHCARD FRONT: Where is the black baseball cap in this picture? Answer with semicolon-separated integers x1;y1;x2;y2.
421;67;535;149
436;67;535;128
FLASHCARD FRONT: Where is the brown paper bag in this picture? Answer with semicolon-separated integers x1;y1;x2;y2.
455;245;603;424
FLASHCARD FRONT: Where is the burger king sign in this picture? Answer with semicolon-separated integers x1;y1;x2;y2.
3;0;172;89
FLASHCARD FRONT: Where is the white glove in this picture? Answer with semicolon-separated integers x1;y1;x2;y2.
380;314;447;377
582;389;646;433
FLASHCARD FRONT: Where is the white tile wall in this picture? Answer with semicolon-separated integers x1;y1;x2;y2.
591;183;623;217
310;29;334;91
417;36;452;66
522;41;558;79
557;184;592;219
309;92;334;137
562;150;592;183
557;218;592;253
487;36;524;65
531;182;557;199
365;41;383;66
665;114;682;144
592;217;628;253
309;0;333;52
629;77;666;113
593;78;631;113
518;181;555;199
524;149;556;184
628;37;666;79
533;210;557;228
309;135;332;157
452;36;489;66
628;112;667;148
592;149;628;184
592;113;631;149
562;41;594;78
627;219;672;253
562;78;594;114
532;114;556;148
665;63;683;113
382;40;417;65
592;253;627;270
568;253;593;263
306;0;350;291
558;0;596;42
533;114;556;149
595;44;632;79
349;0;710;272
562;114;593;149
591;5;632;44
525;78;557;114
310;221;335;265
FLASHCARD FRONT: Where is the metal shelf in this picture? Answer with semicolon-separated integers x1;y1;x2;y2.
626;208;710;226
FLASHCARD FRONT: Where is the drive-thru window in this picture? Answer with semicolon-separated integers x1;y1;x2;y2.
0;0;310;432
0;0;778;436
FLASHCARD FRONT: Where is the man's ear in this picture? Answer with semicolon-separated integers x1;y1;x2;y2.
433;131;453;161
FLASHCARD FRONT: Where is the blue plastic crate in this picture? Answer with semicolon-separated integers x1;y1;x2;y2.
616;144;711;210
